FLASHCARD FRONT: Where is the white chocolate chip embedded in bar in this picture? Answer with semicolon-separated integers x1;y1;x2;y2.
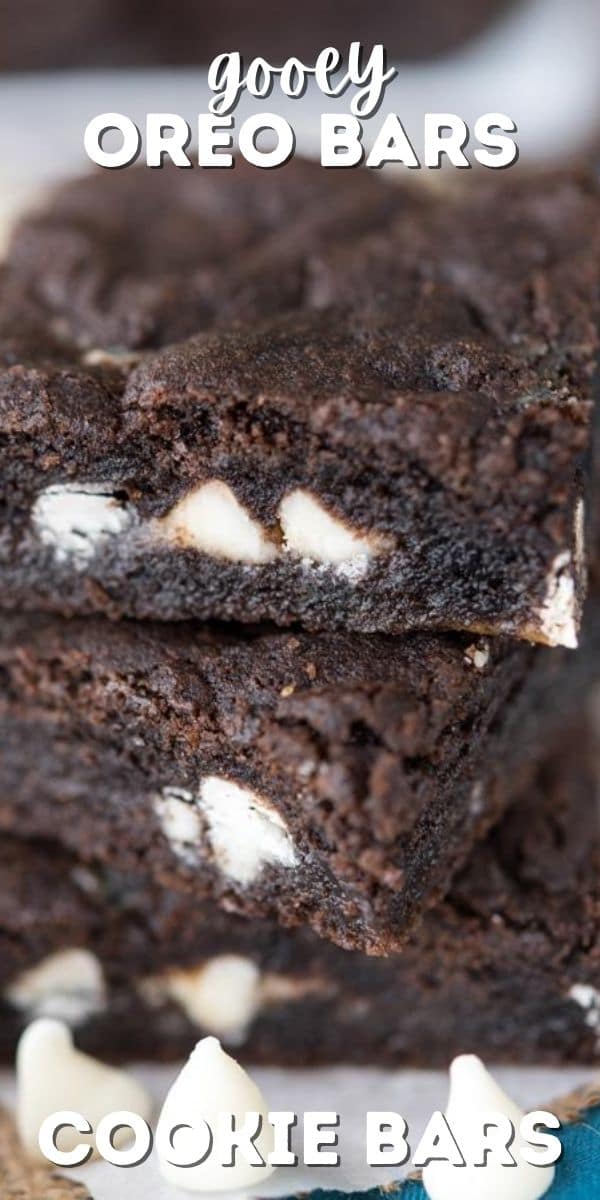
5;949;106;1025
154;776;298;886
82;347;142;369
160;480;279;563
141;956;262;1044
153;787;202;863
31;482;133;564
568;982;600;1042
464;643;490;671
199;775;298;885
279;488;390;566
537;550;578;649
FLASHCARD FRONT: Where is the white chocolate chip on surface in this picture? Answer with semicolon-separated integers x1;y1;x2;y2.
422;1054;555;1200
156;1036;275;1192
144;956;262;1044
31;482;133;564
279;488;389;567
16;1019;152;1161
199;776;298;885
5;949;106;1025
161;480;279;563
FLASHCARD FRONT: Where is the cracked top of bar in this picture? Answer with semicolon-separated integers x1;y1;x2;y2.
1;162;599;644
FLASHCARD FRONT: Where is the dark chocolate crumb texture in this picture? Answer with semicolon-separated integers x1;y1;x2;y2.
1;720;598;1067
0;607;598;953
1;167;599;644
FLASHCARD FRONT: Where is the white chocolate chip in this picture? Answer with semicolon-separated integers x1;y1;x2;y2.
260;972;331;1004
141;961;329;1042
16;1019;152;1161
82;348;142;369
156;1036;275;1191
422;1054;555;1200
5;950;106;1025
161;480;278;564
568;983;600;1042
574;498;585;577
335;556;371;582
468;781;485;816
70;865;102;896
143;956;261;1044
199;776;298;885
154;787;202;863
279;488;388;567
464;643;490;671
31;482;133;564
154;778;297;885
537;550;578;648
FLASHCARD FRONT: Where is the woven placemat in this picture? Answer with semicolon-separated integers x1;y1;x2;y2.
0;1106;93;1200
547;1081;600;1125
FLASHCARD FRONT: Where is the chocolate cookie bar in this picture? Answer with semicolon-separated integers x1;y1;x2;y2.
2;170;599;644
1;719;598;1066
0;608;597;953
4;161;401;351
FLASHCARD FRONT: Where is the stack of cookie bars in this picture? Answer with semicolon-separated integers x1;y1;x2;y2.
1;161;600;1066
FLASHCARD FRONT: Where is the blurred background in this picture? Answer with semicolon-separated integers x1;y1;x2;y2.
1;0;600;244
0;0;523;68
0;0;597;199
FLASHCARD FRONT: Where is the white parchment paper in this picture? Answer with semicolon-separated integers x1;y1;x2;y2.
1;1062;597;1199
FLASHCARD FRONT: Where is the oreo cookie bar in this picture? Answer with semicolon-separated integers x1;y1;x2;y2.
1;169;599;644
1;718;598;1066
0;608;597;953
2;160;403;351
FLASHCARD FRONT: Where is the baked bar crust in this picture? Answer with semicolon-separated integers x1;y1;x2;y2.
1;168;598;644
